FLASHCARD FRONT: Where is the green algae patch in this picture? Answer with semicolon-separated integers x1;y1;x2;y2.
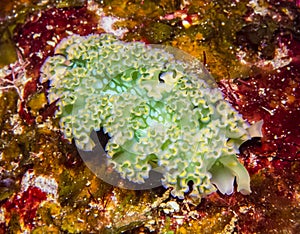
167;0;250;80
0;30;17;67
143;22;174;43
101;0;165;19
58;168;89;206
178;209;235;234
27;92;47;116
0;91;18;128
32;226;60;234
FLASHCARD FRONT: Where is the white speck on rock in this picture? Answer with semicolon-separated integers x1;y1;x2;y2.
160;200;180;214
100;16;128;38
248;0;269;17
21;170;58;198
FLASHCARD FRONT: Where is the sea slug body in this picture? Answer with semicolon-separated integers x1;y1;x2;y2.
41;33;252;199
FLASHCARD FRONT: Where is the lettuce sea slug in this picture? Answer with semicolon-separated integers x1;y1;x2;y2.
40;33;253;199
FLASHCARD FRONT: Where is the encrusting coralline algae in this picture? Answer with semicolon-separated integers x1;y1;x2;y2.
40;33;252;199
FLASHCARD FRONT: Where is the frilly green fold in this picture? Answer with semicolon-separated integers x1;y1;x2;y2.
41;33;252;199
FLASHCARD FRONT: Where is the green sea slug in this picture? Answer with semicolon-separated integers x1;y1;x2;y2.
40;33;253;199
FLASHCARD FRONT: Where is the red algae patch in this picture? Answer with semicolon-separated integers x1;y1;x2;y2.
220;59;300;162
14;6;99;74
